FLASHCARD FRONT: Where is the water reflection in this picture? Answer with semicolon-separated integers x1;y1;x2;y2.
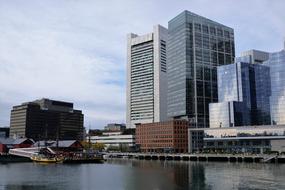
107;159;285;190
109;159;211;190
0;161;285;190
4;184;50;190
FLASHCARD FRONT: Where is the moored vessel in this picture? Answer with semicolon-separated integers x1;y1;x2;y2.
30;155;63;163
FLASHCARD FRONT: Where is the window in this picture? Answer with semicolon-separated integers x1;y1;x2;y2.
195;23;201;32
204;67;211;81
211;51;217;66
210;27;216;35
196;65;203;80
218;53;224;65
217;28;223;37
202;25;209;34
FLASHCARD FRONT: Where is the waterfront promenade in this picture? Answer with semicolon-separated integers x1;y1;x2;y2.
6;147;285;163
104;152;285;163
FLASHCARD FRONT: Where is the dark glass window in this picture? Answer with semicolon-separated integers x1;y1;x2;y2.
203;50;210;63
197;81;204;97
204;67;211;81
225;54;232;64
211;51;217;66
210;37;217;51
212;83;218;99
195;23;201;32
197;98;204;114
218;38;224;52
202;35;209;49
212;69;217;81
224;31;230;38
202;25;209;34
195;49;202;63
196;65;203;80
195;33;202;48
217;28;223;37
225;40;231;54
205;98;211;114
218;53;224;65
210;27;216;35
205;82;211;98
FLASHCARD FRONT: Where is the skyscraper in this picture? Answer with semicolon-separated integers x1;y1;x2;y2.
263;41;285;125
167;10;235;128
126;25;168;128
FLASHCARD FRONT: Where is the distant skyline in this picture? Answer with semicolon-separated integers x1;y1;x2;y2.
0;0;285;129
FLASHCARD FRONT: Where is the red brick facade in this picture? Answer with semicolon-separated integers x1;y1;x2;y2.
136;120;188;153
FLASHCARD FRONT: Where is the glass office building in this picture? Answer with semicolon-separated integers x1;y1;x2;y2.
189;125;285;153
209;62;271;128
167;10;235;128
263;47;285;125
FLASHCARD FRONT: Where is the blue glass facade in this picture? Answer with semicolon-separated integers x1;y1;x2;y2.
209;62;271;128
263;49;285;125
167;11;235;128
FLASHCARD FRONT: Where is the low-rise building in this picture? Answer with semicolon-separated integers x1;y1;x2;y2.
136;120;188;153
188;125;285;154
90;131;135;151
91;134;135;148
0;138;34;154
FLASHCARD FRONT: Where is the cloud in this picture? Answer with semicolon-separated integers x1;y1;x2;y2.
0;0;284;128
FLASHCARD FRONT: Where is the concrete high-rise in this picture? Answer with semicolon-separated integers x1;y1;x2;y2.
167;10;235;128
126;25;168;128
10;98;84;141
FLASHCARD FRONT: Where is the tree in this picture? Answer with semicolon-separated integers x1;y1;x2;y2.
81;141;105;151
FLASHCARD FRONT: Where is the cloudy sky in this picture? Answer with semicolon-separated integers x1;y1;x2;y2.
0;0;284;129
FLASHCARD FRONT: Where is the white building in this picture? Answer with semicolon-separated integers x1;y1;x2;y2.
126;25;168;128
90;132;135;148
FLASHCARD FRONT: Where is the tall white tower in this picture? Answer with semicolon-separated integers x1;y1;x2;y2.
126;25;168;128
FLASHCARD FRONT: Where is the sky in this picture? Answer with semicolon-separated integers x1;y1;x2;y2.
0;0;285;129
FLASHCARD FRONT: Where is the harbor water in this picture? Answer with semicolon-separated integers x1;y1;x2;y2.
0;159;285;190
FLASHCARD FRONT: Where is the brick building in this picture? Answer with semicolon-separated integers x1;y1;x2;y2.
136;120;188;153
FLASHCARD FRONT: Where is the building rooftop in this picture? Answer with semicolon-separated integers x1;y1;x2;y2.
169;10;233;30
0;138;33;145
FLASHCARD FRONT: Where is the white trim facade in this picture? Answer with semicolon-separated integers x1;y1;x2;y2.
126;25;168;128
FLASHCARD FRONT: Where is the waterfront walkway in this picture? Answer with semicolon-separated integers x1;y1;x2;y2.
104;152;285;163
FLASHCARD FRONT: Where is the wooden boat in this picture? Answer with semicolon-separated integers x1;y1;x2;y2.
30;155;63;163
